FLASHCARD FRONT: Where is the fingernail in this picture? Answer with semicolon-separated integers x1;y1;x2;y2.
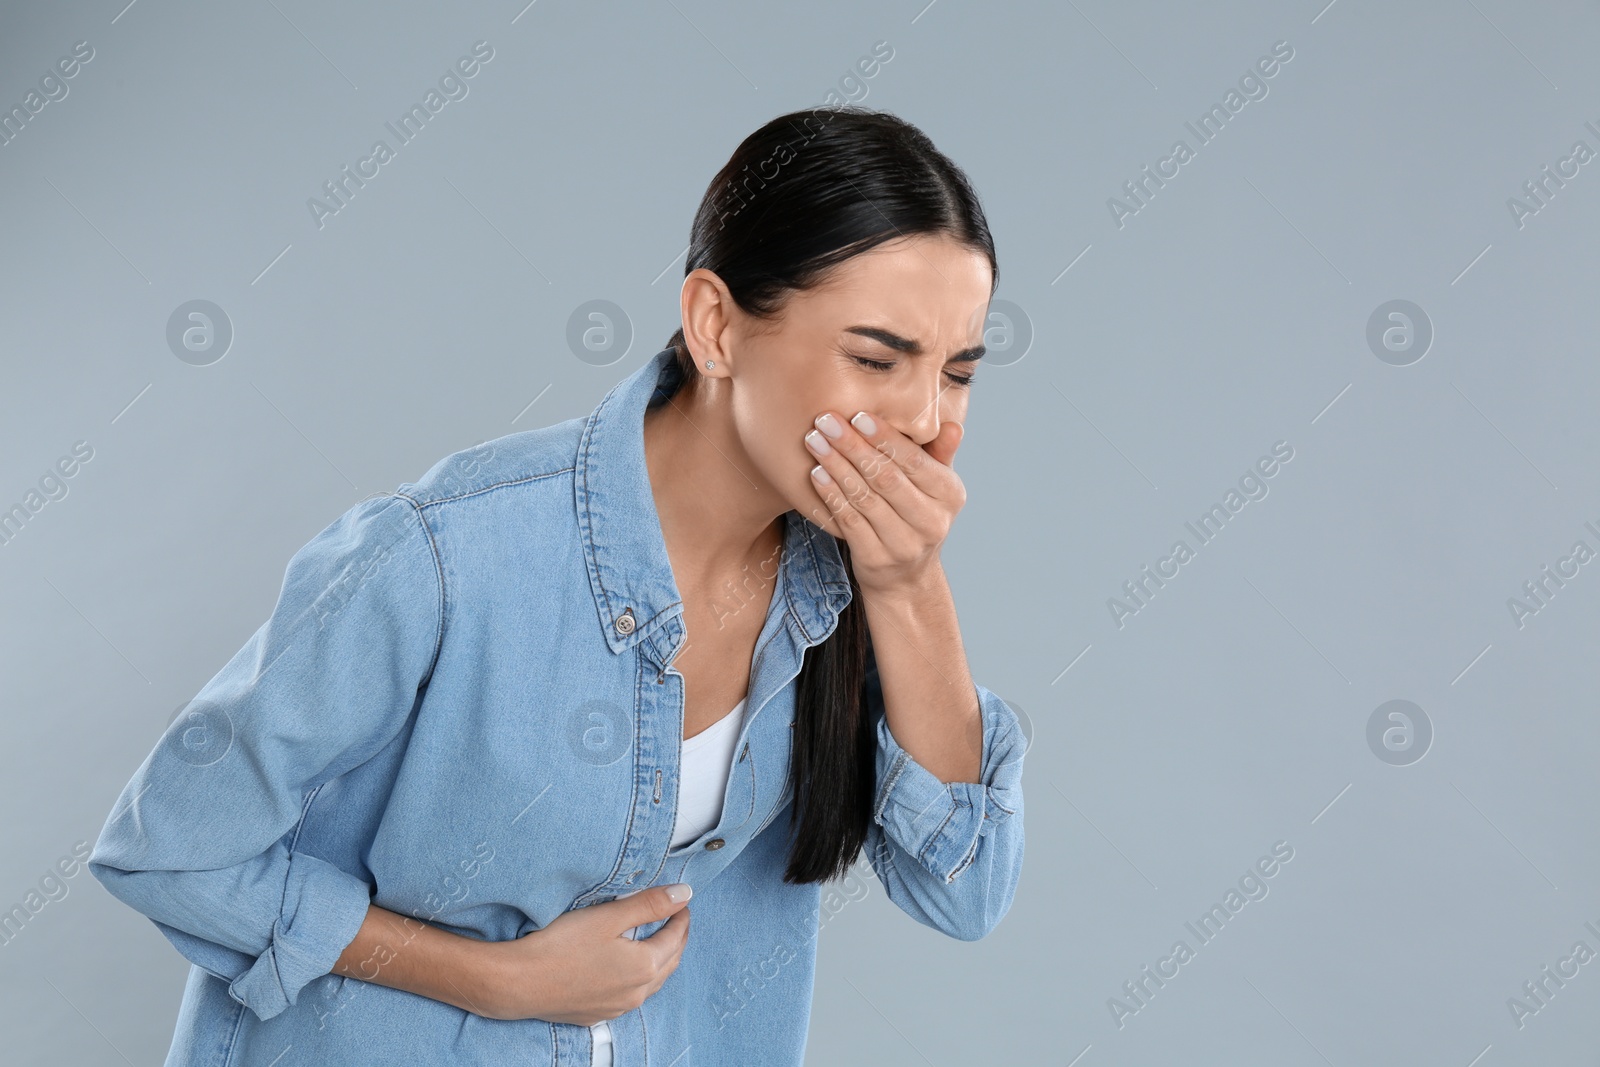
666;883;692;903
814;413;843;439
805;429;832;454
811;464;832;484
850;411;875;435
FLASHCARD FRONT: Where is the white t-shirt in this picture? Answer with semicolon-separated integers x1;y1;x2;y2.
590;696;747;1066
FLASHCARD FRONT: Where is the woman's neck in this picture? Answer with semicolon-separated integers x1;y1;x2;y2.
641;380;788;595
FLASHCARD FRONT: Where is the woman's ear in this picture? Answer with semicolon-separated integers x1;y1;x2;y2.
680;268;736;376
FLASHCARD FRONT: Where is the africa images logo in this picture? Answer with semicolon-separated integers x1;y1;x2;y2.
308;41;495;230
1106;40;1295;229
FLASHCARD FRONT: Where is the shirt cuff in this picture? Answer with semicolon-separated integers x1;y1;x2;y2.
871;683;1022;884
226;851;373;1021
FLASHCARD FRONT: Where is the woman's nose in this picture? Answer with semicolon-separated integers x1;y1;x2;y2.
895;377;945;446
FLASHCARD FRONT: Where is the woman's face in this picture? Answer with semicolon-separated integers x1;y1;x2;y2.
697;233;993;527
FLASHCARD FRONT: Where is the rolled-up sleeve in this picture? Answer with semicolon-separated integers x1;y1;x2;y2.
863;644;1026;942
88;492;443;1021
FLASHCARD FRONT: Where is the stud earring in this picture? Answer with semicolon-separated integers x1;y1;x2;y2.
704;360;715;369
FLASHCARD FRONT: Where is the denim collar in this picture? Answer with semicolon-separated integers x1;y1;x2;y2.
574;345;853;658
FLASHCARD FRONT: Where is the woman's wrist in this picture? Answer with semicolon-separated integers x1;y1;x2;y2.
333;904;506;1018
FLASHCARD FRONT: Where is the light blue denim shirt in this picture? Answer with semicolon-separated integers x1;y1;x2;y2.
89;344;1027;1066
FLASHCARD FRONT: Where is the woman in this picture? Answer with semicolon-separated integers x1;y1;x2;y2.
89;105;1026;1067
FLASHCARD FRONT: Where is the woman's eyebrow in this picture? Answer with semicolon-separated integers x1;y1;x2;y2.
842;325;985;362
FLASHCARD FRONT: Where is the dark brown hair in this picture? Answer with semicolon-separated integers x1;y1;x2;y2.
665;106;997;883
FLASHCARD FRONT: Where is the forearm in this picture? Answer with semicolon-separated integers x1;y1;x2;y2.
859;562;983;784
332;904;498;1017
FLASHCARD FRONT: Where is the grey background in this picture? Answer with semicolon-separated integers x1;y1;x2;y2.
3;0;1598;1063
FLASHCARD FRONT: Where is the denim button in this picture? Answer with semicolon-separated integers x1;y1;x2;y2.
615;609;636;635
705;838;725;851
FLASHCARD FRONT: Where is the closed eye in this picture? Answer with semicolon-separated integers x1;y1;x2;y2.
852;356;895;372
850;355;976;388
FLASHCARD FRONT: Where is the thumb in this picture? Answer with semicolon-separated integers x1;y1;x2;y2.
611;883;692;932
924;420;964;468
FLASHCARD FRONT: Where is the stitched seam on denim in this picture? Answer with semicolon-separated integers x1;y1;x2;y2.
785;589;830;651
764;515;851;643
777;517;850;645
391;492;447;683
746;607;789;685
791;524;826;639
415;470;584;656
642;647;677;889
644;605;687;643
735;736;757;826
409;464;576;510
722;602;793;821
217;996;248;1067
785;565;821;643
577;408;621;642
800;515;851;596
871;822;901;885
918;795;959;871
874;750;910;822
752;677;799;840
266;782;331;980
252;496;426;687
573;405;688;649
876;751;911;820
593;653;653;903
286;783;323;853
948;831;981;882
796;519;851;608
988;791;1016;817
640;654;676;892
